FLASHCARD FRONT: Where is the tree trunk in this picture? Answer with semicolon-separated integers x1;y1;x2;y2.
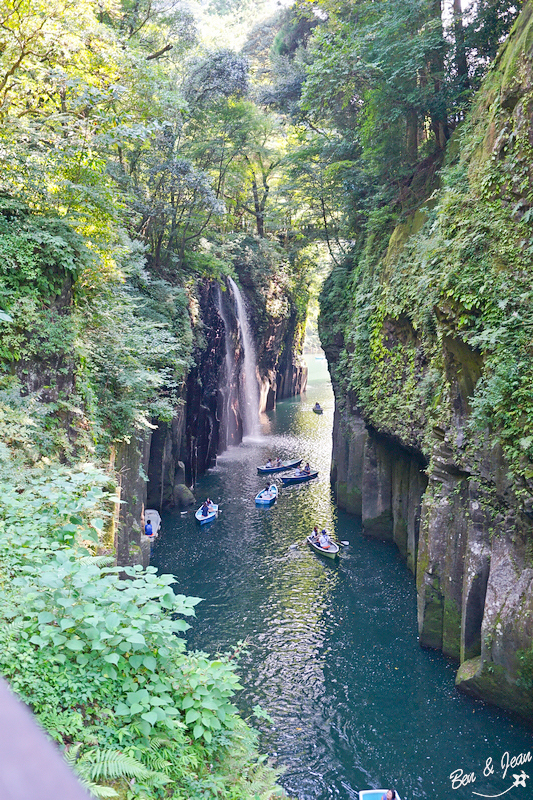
251;175;264;238
453;0;469;89
426;0;450;149
406;108;418;163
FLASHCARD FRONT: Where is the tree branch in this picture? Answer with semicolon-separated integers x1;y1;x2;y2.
146;44;173;61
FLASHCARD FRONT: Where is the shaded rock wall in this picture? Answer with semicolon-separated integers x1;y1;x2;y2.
115;433;152;569
322;4;533;722
331;400;427;575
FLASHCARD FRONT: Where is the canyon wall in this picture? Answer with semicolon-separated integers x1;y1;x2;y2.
321;5;533;721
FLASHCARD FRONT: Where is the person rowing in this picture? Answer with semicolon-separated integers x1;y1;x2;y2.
318;529;332;549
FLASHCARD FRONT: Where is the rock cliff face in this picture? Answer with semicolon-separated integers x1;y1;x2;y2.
116;273;306;566
321;5;533;722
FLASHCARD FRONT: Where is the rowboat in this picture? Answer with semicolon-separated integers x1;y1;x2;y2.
358;792;401;800
281;470;318;485
195;503;219;524
144;509;161;539
312;405;323;414
257;459;301;474
255;484;278;505
306;535;339;559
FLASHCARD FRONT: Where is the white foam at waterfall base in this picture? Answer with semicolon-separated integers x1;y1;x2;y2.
227;277;261;439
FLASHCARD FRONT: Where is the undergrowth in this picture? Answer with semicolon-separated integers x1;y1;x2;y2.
0;418;285;799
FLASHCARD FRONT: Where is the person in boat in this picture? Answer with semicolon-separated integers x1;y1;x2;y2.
303;462;311;474
145;518;153;537
275;457;282;467
265;458;272;468
313;402;322;411
264;484;271;496
311;526;320;542
381;791;396;800
318;529;332;549
201;500;210;517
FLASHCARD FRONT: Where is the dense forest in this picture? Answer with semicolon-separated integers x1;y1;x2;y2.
0;0;531;795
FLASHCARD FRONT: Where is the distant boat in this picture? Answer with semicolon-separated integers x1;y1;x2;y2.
315;354;325;360
144;509;161;538
358;792;401;800
312;404;323;414
281;469;318;485
255;484;278;505
306;535;339;559
257;459;302;474
195;503;219;525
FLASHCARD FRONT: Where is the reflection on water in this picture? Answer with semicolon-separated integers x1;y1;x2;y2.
151;359;532;800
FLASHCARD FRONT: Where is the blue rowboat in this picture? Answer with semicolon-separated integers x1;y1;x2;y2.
195;503;219;524
306;535;339;559
280;470;318;485
257;459;301;475
255;484;278;505
359;791;402;800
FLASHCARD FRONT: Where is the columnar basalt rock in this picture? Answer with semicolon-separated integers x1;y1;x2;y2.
321;4;533;722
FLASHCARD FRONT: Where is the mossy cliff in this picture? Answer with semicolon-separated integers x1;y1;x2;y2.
320;3;533;721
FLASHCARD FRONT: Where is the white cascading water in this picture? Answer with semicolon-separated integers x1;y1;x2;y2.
227;277;261;438
216;285;237;448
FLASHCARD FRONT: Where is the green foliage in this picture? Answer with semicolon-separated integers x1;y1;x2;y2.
0;445;284;799
319;7;533;490
517;646;533;693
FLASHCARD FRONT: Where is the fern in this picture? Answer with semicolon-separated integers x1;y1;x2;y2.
77;779;118;799
78;748;151;782
78;555;116;567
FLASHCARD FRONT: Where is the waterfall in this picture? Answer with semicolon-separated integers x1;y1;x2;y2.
227;277;261;438
216;285;238;449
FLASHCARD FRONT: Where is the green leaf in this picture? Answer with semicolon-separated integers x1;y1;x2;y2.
103;653;120;665
105;613;121;632
143;655;156;671
185;709;200;724
181;695;194;710
193;724;204;739
66;638;85;651
127;632;146;645
141;710;158;726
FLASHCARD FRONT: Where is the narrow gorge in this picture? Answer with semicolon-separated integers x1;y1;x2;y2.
0;0;532;796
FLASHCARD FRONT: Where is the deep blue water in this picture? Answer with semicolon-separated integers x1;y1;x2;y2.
151;358;532;800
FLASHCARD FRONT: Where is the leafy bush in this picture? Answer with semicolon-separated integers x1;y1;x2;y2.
0;454;284;799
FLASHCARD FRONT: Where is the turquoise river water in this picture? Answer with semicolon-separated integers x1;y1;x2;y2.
151;358;532;800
